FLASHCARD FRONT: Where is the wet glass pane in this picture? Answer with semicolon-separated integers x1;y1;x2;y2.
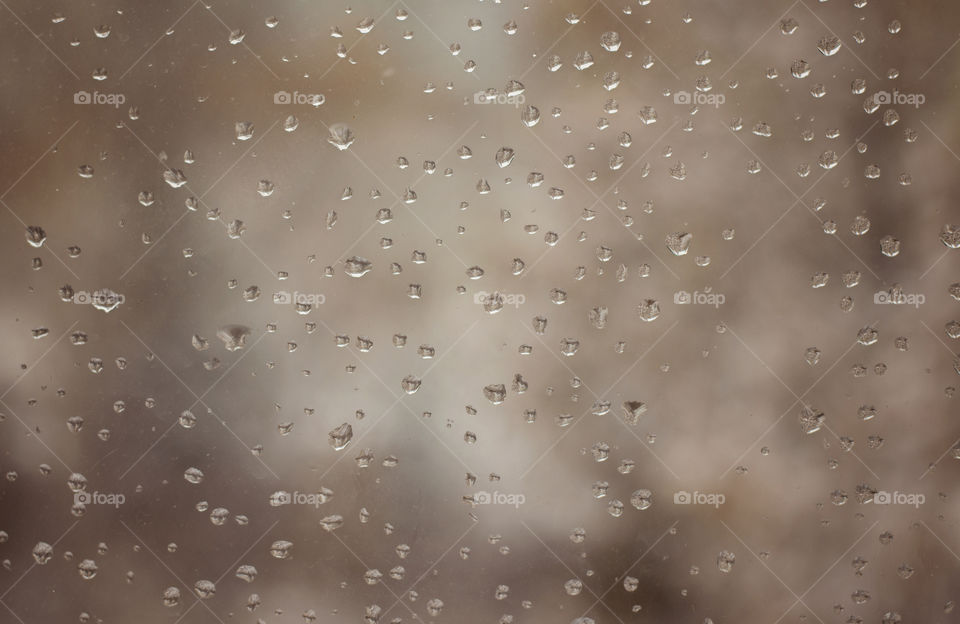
1;1;959;623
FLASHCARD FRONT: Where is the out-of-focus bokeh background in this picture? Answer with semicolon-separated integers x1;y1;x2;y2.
1;0;959;622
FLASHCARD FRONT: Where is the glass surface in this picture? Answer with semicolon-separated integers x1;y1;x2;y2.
1;1;959;623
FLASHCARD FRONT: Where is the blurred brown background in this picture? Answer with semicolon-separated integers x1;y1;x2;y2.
1;0;959;622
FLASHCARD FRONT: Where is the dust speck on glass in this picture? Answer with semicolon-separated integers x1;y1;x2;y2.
1;0;959;622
